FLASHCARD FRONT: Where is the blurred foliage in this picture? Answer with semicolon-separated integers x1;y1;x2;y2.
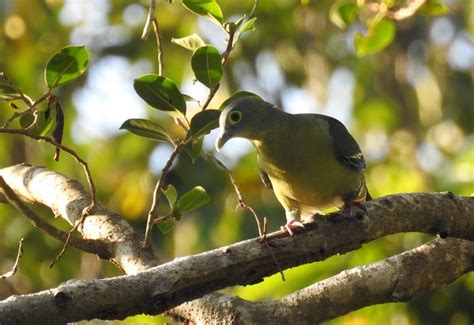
0;0;473;324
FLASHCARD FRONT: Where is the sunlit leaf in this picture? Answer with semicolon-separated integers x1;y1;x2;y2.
171;33;206;51
191;46;223;88
219;91;261;110
44;45;89;89
182;0;224;24
330;0;359;29
119;118;171;142
418;0;448;15
178;186;210;212
190;109;220;139
162;184;178;207
184;138;203;163
354;19;395;56
37;110;55;136
134;74;186;116
233;17;257;45
157;219;175;234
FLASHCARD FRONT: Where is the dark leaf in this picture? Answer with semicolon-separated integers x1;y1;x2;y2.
191;46;223;89
134;74;186;117
190;109;221;139
119;118;172;143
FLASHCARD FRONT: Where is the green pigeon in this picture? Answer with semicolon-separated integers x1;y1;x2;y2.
215;96;371;235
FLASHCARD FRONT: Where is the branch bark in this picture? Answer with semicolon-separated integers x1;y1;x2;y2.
0;164;473;324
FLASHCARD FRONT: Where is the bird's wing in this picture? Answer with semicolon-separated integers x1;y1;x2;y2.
259;169;273;189
322;115;367;171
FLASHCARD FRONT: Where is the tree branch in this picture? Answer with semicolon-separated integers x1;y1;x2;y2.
0;164;473;323
0;164;157;274
169;238;474;324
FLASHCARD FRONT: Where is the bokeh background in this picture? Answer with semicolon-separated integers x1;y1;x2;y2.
0;0;473;324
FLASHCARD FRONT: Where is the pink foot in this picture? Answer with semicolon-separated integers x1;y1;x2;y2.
280;219;305;236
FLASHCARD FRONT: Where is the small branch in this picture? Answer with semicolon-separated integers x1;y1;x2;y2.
0;238;24;279
141;0;156;40
141;0;165;76
202;152;263;237
202;152;285;281
143;133;191;248
249;0;259;19
152;18;165;76
0;176;108;257
388;0;426;20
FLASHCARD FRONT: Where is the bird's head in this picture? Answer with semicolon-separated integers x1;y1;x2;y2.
215;96;275;151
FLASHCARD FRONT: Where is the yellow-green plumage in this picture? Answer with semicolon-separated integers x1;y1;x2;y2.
216;96;370;233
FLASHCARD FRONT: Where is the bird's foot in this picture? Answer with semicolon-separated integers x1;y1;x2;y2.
281;219;305;236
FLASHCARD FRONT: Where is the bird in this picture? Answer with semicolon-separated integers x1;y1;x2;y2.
215;95;371;235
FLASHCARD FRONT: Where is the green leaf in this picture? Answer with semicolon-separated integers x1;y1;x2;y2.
0;84;22;101
37;110;55;136
44;45;89;89
182;0;223;24
330;0;359;29
19;113;34;129
157;219;175;234
191;46;223;89
178;186;210;212
134;74;186;116
171;33;206;51
354;19;395;56
233;17;257;45
418;0;448;15
219;91;261;110
162;184;178;208
190;109;221;139
184;138;203;163
119;118;171;142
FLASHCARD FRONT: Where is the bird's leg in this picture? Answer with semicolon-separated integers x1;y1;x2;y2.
281;208;305;235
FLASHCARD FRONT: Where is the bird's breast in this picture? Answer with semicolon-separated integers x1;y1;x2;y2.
254;137;363;209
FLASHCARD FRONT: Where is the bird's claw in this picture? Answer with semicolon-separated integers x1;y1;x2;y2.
281;219;305;236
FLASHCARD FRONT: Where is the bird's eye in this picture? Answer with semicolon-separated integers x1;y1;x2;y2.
228;110;242;125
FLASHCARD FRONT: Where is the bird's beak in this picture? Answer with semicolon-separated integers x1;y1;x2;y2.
215;130;231;152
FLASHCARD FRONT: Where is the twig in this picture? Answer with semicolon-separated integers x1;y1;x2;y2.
388;0;426;20
141;0;164;76
0;72;35;107
152;18;165;76
249;0;259;19
0;238;24;279
201;152;285;280
143;133;192;248
0;176;109;257
143;12;242;246
141;0;156;40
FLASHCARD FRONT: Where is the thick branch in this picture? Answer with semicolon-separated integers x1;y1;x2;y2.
0;164;157;274
171;238;474;324
0;164;473;323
